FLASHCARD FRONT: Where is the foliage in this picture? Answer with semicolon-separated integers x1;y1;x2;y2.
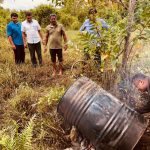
134;0;150;40
79;16;127;71
78;0;150;72
0;0;150;149
57;0;88;29
38;86;65;107
0;116;35;150
59;13;80;29
9;83;35;108
19;5;58;27
0;29;150;150
0;7;10;36
0;35;74;148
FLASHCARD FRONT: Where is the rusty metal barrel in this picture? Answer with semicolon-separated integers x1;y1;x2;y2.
58;77;149;150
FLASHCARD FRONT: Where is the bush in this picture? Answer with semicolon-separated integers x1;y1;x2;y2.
59;13;80;29
77;9;87;23
19;5;58;27
0;8;10;36
71;21;80;30
0;116;35;150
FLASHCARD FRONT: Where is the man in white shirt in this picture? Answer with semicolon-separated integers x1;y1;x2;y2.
22;12;43;67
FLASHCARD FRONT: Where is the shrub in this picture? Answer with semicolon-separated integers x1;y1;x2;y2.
71;21;80;30
0;8;10;36
9;83;35;108
59;13;80;29
0;116;35;150
19;5;58;27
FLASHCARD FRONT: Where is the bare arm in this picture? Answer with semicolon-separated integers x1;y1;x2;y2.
63;32;68;44
45;31;49;46
22;32;27;48
44;31;49;53
7;25;15;49
38;30;43;42
8;36;16;49
62;31;68;51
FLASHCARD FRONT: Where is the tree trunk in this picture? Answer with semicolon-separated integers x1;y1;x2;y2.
121;0;137;76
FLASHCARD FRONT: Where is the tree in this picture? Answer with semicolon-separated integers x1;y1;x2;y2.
122;0;137;74
40;0;150;67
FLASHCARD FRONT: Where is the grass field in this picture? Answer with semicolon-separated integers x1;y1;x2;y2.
0;30;86;150
0;30;150;149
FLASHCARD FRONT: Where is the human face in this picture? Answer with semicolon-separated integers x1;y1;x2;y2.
50;16;57;25
134;79;149;92
89;13;96;22
11;16;18;23
89;10;96;22
26;15;32;22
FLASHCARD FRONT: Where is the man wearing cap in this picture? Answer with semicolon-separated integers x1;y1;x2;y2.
80;8;109;66
22;12;44;67
44;14;68;76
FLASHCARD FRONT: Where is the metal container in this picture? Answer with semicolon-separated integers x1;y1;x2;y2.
58;77;149;150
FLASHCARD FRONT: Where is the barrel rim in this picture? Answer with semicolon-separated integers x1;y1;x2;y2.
57;76;89;114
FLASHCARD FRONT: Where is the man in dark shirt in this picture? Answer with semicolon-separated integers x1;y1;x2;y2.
132;73;150;114
132;73;150;92
116;74;150;150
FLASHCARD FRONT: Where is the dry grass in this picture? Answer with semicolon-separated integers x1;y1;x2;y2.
0;33;77;149
0;31;149;149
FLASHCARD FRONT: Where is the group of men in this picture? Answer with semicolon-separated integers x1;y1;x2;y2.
7;12;67;76
7;8;109;76
7;7;110;76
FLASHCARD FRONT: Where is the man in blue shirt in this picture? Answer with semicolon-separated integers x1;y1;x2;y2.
7;13;25;64
80;8;109;66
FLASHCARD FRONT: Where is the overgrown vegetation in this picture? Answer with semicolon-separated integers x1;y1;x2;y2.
0;0;150;149
0;31;76;149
